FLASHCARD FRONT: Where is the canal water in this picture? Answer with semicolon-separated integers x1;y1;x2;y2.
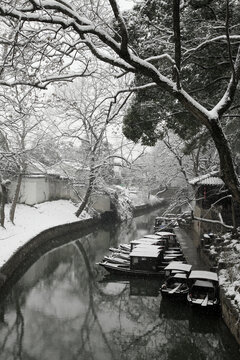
0;210;239;360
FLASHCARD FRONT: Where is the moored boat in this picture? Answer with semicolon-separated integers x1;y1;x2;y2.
98;246;165;277
161;262;192;299
187;270;219;309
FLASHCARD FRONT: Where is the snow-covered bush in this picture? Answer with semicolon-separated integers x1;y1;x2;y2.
106;185;134;222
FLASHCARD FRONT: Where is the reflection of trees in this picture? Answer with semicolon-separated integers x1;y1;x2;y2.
0;288;25;360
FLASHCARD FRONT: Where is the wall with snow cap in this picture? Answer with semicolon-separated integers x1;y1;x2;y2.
8;175;111;212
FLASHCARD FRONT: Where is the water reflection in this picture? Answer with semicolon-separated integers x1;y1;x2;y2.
0;210;239;359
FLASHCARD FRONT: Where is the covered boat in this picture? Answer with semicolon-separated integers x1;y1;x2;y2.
161;262;192;299
187;270;219;309
98;246;165;277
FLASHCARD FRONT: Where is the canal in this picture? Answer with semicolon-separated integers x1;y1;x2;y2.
0;210;239;359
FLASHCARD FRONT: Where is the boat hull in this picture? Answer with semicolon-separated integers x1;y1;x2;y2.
99;262;165;277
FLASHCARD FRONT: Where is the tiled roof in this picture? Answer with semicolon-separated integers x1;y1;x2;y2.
189;171;224;186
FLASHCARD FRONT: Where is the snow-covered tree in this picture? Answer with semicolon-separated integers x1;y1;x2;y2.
48;71;134;217
0;1;240;204
0;86;45;224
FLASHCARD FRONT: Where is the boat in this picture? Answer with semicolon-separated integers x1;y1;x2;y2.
154;216;177;232
161;262;192;299
103;255;129;265
98;247;165;277
154;231;181;249
187;270;219;309
130;238;166;251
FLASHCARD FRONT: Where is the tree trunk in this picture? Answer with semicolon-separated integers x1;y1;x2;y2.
10;172;23;223
0;184;8;227
208;119;240;203
75;171;95;217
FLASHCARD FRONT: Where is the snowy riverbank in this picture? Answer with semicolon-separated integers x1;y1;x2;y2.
0;193;164;270
0;200;90;269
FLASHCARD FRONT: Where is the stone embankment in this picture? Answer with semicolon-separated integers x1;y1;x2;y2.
200;233;240;345
0;217;102;293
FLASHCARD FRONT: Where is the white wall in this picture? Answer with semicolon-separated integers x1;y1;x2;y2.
8;175;111;212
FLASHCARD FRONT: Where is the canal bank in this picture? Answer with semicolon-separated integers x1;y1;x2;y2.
196;231;240;346
0;199;166;291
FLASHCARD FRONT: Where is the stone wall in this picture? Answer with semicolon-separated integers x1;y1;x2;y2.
200;232;240;345
220;291;240;345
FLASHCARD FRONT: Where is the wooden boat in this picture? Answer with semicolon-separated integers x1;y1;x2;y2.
161;262;192;299
98;247;165;277
103;255;129;265
154;216;177;232
187;270;219;309
154;231;181;249
130;238;166;251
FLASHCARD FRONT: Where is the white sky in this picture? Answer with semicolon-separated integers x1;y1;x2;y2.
118;0;134;10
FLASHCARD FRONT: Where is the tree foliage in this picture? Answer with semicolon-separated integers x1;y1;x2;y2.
123;0;240;154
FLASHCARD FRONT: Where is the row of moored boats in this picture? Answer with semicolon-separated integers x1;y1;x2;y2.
97;219;220;310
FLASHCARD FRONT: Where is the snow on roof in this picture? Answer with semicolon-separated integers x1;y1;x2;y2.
164;262;192;272
189;270;218;282
189;171;224;186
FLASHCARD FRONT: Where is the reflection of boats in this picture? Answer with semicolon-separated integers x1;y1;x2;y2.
188;310;220;333
161;262;192;299
99;274;161;297
187;270;219;309
130;278;160;297
159;297;189;320
98;247;165;277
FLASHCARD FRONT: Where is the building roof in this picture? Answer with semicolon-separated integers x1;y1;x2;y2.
189;171;224;186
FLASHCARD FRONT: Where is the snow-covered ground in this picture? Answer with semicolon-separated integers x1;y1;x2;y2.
0;200;90;269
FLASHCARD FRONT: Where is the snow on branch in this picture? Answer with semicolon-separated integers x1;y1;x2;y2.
211;44;240;118
193;214;233;230
108;0;129;55
183;35;240;58
145;54;175;65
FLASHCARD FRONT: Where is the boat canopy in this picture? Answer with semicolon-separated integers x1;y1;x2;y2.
164;262;192;272
193;280;214;288
130;248;161;258
131;239;159;245
189;270;218;282
173;273;188;279
144;234;163;239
